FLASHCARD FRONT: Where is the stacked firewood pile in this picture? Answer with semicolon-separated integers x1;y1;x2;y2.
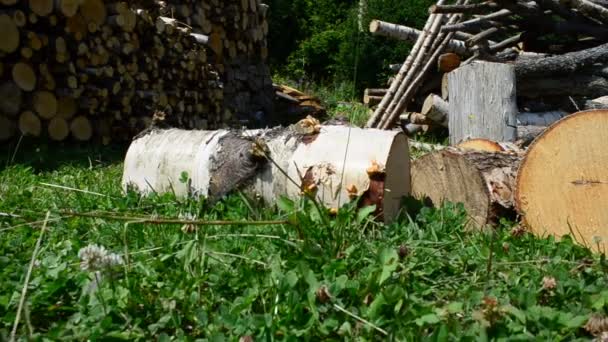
364;0;608;134
159;0;274;126
0;0;274;143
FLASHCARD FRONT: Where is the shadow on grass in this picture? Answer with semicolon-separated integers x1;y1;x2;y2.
0;137;130;172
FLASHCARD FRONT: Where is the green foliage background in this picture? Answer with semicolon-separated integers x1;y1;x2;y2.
266;0;434;93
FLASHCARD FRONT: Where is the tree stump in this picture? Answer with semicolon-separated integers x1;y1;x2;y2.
516;109;608;253
412;147;522;229
448;61;518;144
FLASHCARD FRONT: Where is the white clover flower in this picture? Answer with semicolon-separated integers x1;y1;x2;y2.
78;244;124;272
78;244;109;271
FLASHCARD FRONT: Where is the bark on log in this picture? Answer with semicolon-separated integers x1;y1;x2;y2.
516;109;608;253
122;125;411;223
517;110;568;126
562;0;608;23
517;73;608;98
412;147;522;229
585;96;608;110
448;61;518;144
369;19;468;55
514;42;608;79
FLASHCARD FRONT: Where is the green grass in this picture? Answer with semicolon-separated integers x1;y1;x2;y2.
1;142;607;341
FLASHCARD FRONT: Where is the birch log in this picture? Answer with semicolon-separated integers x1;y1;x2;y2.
122;125;411;223
412;147;522;229
448;61;518;144
516;109;608;253
369;19;468;55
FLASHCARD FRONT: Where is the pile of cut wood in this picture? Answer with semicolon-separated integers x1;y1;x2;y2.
364;0;608;137
0;0;273;144
360;0;608;252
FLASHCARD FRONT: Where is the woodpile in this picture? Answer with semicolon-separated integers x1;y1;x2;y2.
0;0;274;143
159;0;275;125
364;0;608;135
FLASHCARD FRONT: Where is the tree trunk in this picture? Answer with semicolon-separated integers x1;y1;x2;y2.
122;124;411;223
448;61;518;144
412;147;522;229
516;109;608;253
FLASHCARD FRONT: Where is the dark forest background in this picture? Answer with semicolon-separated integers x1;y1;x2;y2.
265;0;434;96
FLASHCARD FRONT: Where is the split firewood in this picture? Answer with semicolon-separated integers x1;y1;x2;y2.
516;109;608;253
122;123;411;223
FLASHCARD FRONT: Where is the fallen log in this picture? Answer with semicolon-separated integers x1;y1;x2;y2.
122;121;411;223
517;73;608;98
514;42;608;79
411;146;523;229
516;109;608;253
369;19;469;55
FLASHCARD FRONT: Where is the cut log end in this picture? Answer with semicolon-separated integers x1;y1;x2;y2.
412;147;522;229
48;117;69;141
12;63;37;91
19;111;42;137
70;115;93;141
33;90;58;119
0;14;19;53
516;109;608;253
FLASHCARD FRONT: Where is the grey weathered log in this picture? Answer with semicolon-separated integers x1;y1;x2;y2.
369;20;469;55
517;111;569;126
517;73;608;98
584;96;608;109
514;42;608;78
562;0;608;23
448;61;518;144
441;9;511;32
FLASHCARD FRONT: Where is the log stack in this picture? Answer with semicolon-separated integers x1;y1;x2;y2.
160;0;275;126
0;0;274;143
